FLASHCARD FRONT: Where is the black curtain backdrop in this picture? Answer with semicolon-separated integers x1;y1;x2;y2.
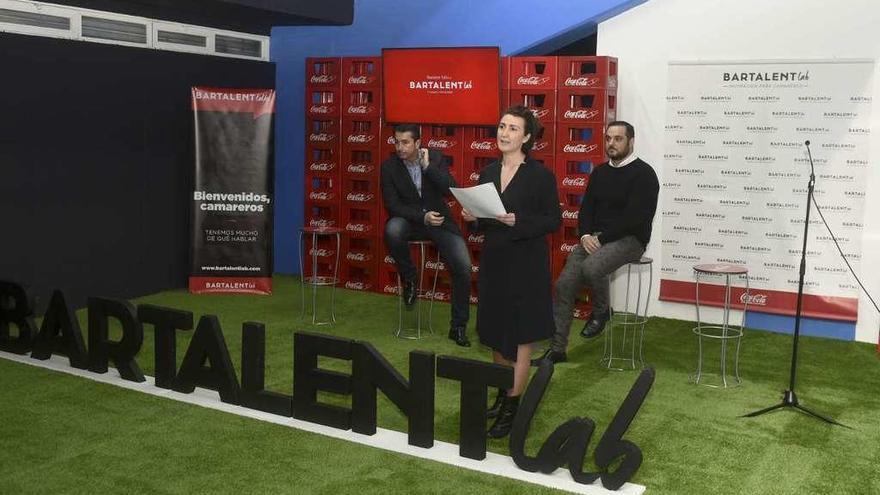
0;32;275;312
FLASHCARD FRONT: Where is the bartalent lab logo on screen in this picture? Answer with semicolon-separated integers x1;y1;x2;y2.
410;74;473;95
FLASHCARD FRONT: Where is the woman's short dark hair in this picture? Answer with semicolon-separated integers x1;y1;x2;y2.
502;104;543;154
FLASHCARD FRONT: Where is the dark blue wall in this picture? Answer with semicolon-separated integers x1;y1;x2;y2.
269;0;646;273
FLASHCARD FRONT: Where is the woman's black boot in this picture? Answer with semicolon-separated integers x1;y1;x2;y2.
487;388;506;419
487;395;519;439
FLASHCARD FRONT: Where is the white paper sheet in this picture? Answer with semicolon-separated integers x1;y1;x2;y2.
449;183;507;218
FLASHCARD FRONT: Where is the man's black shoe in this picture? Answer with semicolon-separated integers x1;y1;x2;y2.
580;309;611;338
530;349;567;367
402;278;417;308
448;326;471;347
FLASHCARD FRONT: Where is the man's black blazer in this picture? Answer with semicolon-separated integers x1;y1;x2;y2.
380;149;462;234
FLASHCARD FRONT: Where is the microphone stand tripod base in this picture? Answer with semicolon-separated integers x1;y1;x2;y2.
743;390;848;427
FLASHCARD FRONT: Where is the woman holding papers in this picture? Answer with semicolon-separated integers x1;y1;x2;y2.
462;105;561;438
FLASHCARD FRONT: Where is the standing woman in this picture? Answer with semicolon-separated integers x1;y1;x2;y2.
462;105;561;438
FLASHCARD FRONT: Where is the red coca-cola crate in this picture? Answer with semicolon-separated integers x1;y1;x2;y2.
342;235;381;267
341;117;381;150
463;126;499;157
306;57;341;88
304;201;341;230
508;56;558;90
530;155;555;170
306;118;341;149
343;88;382;118
559;188;584;227
341;261;379;293
423;124;466;154
341;56;382;88
342;176;380;206
380;123;398;159
428;273;453;302
378;264;400;297
556;155;602;188
461;154;496;186
557;56;618;90
305;144;341;176
508;89;557;123
341;147;381;179
469;279;479;305
464;223;486;247
342;204;381;238
301;233;340;279
501;56;510;90
307;87;340;118
557;89;616;124
435;150;465;184
557;123;605;156
305;173;340;205
530;127;555;159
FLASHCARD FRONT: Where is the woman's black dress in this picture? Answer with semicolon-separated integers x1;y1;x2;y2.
474;158;561;361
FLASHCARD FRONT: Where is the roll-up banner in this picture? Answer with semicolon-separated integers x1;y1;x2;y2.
189;87;275;294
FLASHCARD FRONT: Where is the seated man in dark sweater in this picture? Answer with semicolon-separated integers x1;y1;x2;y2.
533;121;659;365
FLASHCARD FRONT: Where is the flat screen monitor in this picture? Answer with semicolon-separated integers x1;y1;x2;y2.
382;46;501;125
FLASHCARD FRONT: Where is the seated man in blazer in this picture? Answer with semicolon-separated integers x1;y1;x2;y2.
380;123;473;347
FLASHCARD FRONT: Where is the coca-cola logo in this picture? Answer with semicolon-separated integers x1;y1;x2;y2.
425;260;445;271
309;162;335;172
741;293;768;306
516;75;552;86
472;265;479;273
348;105;374;114
563;143;600;154
560;243;577;253
347;75;372;85
467;233;485;243
309;219;333;228
347;134;375;143
309;248;334;257
431;292;449;300
562;177;586;187
561;210;579;219
386;136;396;145
309;191;332;201
346;252;369;262
345;223;370;232
346;164;373;173
532;108;552;120
427;139;457;149
470;141;496;151
383;255;395;264
573;308;590;318
309;133;335;142
309;105;334;114
345;281;366;290
310;74;336;84
564;76;599;87
468;172;481;182
346;192;374;202
533;141;549;152
383;284;399;294
563;109;601;120
469;295;479;304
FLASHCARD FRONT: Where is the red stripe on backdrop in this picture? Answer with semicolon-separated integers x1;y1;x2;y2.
659;279;858;322
189;277;272;295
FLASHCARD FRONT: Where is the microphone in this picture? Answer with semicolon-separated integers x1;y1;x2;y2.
804;140;810;146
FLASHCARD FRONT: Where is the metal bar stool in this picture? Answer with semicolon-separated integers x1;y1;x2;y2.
395;240;440;339
298;226;342;325
601;257;653;370
692;263;749;388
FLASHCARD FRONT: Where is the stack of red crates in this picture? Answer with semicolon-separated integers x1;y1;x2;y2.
339;57;384;294
303;54;619;316
303;57;343;284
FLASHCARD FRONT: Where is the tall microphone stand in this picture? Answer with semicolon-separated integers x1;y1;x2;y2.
743;140;845;426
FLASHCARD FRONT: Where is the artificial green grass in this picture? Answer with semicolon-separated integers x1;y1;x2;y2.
2;274;879;494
